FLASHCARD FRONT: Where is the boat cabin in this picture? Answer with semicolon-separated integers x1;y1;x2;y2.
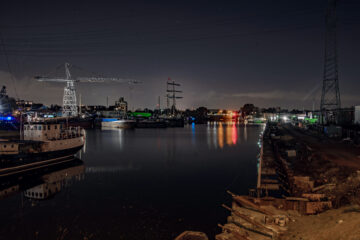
23;122;81;141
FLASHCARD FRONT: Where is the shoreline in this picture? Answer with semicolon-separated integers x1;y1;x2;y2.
175;122;360;240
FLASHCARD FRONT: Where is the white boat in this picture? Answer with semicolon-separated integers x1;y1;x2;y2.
101;118;136;129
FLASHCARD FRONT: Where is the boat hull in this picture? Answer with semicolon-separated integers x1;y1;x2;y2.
0;145;83;176
135;121;167;128
101;120;136;129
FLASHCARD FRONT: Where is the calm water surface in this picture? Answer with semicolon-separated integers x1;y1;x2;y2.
0;123;264;240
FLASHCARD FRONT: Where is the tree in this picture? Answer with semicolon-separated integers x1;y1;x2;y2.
241;103;256;116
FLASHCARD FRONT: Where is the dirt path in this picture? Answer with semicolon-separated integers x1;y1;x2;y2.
282;205;360;240
284;125;360;170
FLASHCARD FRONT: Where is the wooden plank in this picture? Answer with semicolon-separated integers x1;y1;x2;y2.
222;204;276;234
227;191;275;216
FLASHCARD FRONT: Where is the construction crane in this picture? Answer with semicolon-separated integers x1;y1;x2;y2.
35;63;140;117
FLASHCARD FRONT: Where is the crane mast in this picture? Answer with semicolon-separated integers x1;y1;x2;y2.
166;78;183;115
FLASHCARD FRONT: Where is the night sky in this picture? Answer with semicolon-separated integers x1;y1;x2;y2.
0;0;359;110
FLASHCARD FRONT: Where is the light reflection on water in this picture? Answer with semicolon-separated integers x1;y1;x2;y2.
0;124;265;240
206;122;246;149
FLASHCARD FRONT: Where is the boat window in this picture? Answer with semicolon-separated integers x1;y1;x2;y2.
48;125;50;130
11;144;14;148
3;145;6;148
55;125;57;129
39;126;42;130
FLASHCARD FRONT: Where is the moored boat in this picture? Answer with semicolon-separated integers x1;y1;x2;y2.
0;120;85;176
101;118;136;129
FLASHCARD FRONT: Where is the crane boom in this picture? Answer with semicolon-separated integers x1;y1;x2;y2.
35;76;76;82
76;77;140;84
36;62;141;117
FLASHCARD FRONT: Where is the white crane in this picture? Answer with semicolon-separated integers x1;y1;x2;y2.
35;63;140;117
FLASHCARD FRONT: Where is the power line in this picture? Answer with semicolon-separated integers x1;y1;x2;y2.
0;31;18;98
0;23;321;58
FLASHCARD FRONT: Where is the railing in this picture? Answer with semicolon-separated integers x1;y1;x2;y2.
48;126;83;141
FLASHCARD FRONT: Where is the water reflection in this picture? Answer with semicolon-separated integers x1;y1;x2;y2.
0;159;84;201
244;124;248;142
191;122;196;146
218;123;224;148
166;129;177;167
206;122;243;149
0;126;265;240
232;123;237;145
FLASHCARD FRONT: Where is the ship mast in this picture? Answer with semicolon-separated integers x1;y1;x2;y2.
166;78;183;115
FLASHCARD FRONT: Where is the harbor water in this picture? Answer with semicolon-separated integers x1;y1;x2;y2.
0;123;264;240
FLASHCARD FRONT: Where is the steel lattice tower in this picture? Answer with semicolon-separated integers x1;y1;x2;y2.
62;63;78;117
62;82;78;117
320;0;341;124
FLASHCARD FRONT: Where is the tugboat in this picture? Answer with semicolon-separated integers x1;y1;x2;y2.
0;120;85;176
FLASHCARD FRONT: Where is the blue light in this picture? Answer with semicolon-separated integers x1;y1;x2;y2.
0;116;14;121
102;118;118;122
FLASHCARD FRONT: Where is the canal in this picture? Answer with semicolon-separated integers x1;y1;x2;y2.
0;123;264;240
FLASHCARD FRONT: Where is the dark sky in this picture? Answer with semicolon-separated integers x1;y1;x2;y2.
0;0;359;110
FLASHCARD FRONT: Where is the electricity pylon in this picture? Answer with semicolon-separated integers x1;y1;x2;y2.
320;0;341;124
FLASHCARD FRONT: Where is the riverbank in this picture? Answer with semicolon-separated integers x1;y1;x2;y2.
211;122;360;240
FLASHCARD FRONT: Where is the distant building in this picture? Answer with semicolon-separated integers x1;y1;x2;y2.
338;107;354;125
84;105;107;112
0;86;17;115
114;97;128;113
355;106;360;124
16;100;34;111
